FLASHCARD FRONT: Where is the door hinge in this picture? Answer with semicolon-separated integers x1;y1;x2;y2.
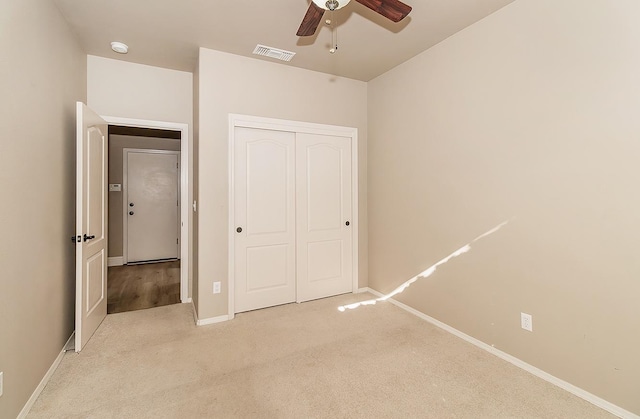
177;238;179;244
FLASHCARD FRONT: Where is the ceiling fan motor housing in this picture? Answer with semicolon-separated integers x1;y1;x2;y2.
299;0;411;37
312;0;351;11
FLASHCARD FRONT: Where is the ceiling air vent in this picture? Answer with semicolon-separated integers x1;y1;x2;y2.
252;44;296;62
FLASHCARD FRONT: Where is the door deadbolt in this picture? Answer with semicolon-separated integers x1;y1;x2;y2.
129;211;134;215
236;227;242;233
129;202;134;207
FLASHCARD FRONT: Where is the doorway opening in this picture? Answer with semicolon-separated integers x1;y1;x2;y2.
107;260;180;314
105;123;189;314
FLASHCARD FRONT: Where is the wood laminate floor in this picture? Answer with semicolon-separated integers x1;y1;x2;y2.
107;260;180;314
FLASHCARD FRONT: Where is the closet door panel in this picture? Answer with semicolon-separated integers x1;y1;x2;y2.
234;127;296;312
296;133;353;302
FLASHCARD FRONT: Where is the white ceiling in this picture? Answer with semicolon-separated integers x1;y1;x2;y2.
53;0;515;82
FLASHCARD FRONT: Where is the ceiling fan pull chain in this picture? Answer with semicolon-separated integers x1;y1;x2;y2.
329;10;338;54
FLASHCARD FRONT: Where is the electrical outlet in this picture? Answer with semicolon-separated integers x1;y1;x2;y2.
0;371;4;397
521;312;533;332
213;282;221;294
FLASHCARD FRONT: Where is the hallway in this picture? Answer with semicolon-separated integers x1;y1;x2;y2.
107;261;180;314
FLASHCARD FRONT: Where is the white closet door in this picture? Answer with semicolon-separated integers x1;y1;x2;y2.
234;127;296;312
296;133;353;302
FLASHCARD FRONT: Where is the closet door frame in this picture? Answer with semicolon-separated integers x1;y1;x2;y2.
228;114;359;320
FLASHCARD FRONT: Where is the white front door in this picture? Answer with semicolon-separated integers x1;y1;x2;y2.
124;150;180;263
296;133;353;302
75;102;108;352
234;127;296;313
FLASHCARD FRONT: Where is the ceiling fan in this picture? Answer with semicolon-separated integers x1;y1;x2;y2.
297;0;412;36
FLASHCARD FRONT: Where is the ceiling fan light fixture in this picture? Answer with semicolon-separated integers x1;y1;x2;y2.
312;0;351;11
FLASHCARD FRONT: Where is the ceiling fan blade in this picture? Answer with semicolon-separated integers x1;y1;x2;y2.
355;0;412;23
297;2;325;36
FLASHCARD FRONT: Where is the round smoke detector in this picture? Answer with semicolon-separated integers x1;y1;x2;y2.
110;42;129;54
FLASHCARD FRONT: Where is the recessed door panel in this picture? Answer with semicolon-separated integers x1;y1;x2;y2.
307;240;342;283
86;250;105;315
234;127;296;313
247;141;289;235
87;127;106;239
246;244;290;292
307;145;342;232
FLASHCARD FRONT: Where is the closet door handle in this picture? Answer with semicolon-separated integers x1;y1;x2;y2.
345;221;350;226
237;227;243;233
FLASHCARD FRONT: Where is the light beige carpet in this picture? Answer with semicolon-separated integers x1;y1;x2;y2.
28;293;614;418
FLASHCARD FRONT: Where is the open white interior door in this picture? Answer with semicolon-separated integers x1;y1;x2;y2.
75;102;108;352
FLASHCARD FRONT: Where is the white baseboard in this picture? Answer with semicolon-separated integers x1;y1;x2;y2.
196;314;230;326
355;287;370;294
182;297;193;304
190;302;230;326
364;287;638;419
107;256;124;267
17;332;74;419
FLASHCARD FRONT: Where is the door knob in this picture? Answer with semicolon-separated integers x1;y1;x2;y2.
83;234;95;242
345;221;350;226
129;203;134;207
129;211;134;215
236;227;242;233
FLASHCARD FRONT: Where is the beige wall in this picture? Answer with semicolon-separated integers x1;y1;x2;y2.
192;58;200;310
197;48;368;319
87;56;195;296
108;135;181;257
0;1;86;417
87;55;193;125
368;0;640;414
